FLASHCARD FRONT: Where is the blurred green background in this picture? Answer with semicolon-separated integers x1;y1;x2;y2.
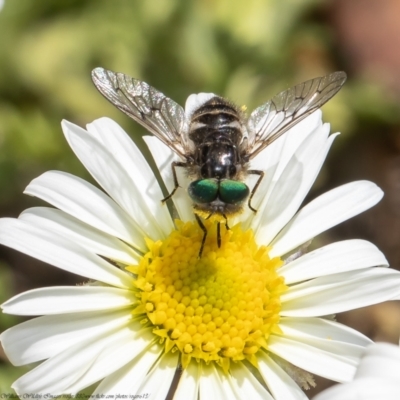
1;0;400;397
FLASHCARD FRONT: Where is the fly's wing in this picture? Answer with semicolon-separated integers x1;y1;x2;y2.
91;67;192;159
245;71;347;159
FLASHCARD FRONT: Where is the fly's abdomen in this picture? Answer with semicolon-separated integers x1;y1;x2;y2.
188;96;243;145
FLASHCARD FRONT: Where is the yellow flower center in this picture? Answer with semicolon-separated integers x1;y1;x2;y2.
127;220;286;371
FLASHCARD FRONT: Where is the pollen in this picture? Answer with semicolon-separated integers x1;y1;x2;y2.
127;220;286;370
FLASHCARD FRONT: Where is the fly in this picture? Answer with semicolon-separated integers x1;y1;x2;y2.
91;68;347;256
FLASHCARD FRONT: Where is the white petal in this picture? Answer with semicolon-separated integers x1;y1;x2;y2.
20;207;140;265
281;268;400;317
1;286;137;315
257;352;308;400
273;110;324;177
85;118;174;237
0;218;135;289
24;170;147;251
185;93;216;116
12;324;153;396
254;125;336;245
270;181;384;257
238;127;288;229
280;239;388;284
239;111;323;229
355;343;400;380
0;309;132;366
173;360;200;400
199;362;235;400
312;378;400;400
144;136;194;222
268;335;356;382
214;365;242;400
279;317;372;347
314;345;400;399
93;344;162;396
135;352;179;400
230;362;274;400
253;110;323;174
62;120;173;240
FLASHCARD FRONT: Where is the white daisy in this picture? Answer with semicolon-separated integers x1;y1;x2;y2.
313;342;400;400
1;104;400;399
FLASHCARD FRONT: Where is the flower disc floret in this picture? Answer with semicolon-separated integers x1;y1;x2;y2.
127;220;286;370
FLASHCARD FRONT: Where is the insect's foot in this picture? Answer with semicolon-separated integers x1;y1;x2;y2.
198;246;204;258
249;205;258;213
161;188;179;203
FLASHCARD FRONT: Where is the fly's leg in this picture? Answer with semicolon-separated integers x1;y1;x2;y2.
195;214;207;258
222;213;229;230
247;169;265;213
161;161;188;203
196;213;228;255
217;214;230;248
216;214;229;248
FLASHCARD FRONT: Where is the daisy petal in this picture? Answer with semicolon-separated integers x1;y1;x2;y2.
270;180;384;257
238;112;325;229
234;124;289;228
12;324;153;397
257;352;308;400
86;118;174;237
355;343;400;379
0;309;132;366
1;286;137;315
268;335;356;382
312;378;400;400
214;365;242;400
275;111;325;174
93;344;162;396
134;352;179;400
20;207;140;265
0;218;134;288
185;93;216;116
230;362;274;400
251;111;323;180
313;343;400;400
279;317;372;347
144;136;194;222
62;120;173;240
254;126;337;245
199;363;235;400
173;360;200;400
24;171;147;252
280;239;388;284
281;268;400;316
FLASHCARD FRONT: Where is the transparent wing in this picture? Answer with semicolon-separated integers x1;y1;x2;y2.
246;71;347;159
91;67;192;159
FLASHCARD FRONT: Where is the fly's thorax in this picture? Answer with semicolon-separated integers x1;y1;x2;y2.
197;141;238;179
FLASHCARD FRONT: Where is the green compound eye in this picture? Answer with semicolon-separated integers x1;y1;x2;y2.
219;180;250;205
188;179;219;204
